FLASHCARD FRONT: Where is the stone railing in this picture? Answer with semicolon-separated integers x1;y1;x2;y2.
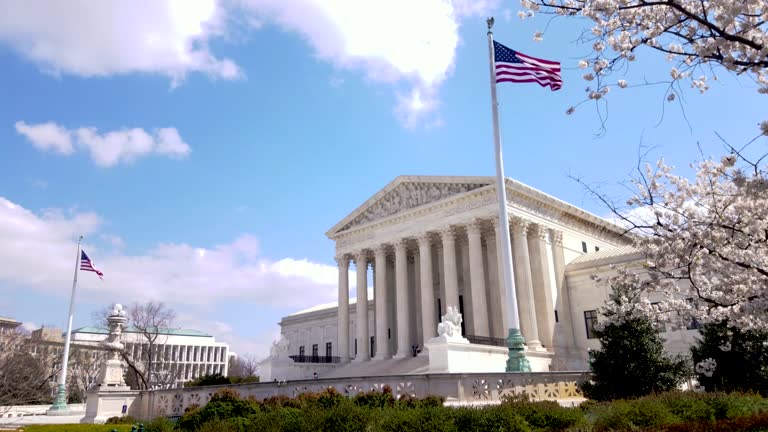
0;403;85;418
144;372;587;418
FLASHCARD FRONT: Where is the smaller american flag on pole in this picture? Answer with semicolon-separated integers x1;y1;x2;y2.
80;250;104;279
494;41;562;91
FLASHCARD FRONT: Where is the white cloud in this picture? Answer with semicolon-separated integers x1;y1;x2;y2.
1;0;500;127
0;195;341;318
0;0;240;83
236;0;499;126
15;121;73;154
15;122;191;167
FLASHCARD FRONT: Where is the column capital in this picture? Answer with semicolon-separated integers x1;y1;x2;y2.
335;255;350;268
510;216;530;234
529;223;549;240
373;244;389;256
393;238;408;252
416;232;433;247
466;219;483;236
549;229;563;245
354;250;369;265
438;227;456;241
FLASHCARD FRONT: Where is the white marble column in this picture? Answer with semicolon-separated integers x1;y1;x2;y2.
491;218;508;337
510;218;542;349
373;245;390;359
417;233;436;347
440;228;460;315
550;230;576;348
336;255;350;361
393;239;411;358
466;220;490;337
354;251;370;361
528;224;556;348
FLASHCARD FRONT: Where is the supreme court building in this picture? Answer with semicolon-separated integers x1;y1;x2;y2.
262;175;699;379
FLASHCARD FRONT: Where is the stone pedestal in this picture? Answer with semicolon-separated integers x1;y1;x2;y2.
81;389;140;424
524;348;554;372
425;334;509;373
80;303;140;424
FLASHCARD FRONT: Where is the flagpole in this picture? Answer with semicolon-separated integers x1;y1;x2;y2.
486;17;530;372
49;235;83;414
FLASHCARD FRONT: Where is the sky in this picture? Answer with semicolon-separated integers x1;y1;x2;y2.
0;0;765;359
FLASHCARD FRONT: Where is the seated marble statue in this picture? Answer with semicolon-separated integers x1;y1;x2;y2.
437;306;463;338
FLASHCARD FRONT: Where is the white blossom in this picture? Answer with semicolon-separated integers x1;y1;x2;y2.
533;31;544;42
760;121;768;136
617;79;628;88
578;60;589;69
605;153;768;332
519;0;768;99
583;73;595;81
719;341;732;352
695;358;717;378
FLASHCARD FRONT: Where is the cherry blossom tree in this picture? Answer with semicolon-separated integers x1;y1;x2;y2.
595;146;768;332
519;0;767;114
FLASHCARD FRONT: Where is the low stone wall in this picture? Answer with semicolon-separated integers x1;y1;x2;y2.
142;371;587;419
0;404;85;418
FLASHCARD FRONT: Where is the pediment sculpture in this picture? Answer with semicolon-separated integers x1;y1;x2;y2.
338;182;488;231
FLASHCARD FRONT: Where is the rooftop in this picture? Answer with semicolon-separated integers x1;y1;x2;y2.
0;316;22;327
566;245;643;271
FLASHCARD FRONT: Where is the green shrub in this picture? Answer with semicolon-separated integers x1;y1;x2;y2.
177;388;259;431
377;406;457;432
104;415;137;424
582;285;690;401
500;396;583;430
658;392;717;423
321;403;371;432
691;321;768;396
21;426;135;432
475;406;533;432
142;418;175;432
353;388;395;409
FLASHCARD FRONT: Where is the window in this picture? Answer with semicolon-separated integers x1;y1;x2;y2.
325;342;332;358
388;328;391;339
584;310;599;339
312;344;318;360
354;339;357;355
458;295;466;335
581;241;588;253
299;346;305;358
595;246;600;252
370;336;375;357
554;310;559;323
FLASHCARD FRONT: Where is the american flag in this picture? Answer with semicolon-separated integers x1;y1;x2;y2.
80;250;104;279
494;41;562;91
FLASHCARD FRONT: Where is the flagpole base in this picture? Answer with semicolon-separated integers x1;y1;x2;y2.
505;328;531;372
47;384;71;415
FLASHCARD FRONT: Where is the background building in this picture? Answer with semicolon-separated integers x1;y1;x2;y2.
70;326;231;388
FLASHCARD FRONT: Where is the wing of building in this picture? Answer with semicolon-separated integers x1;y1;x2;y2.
262;175;700;380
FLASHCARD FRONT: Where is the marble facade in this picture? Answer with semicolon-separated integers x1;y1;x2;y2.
266;175;645;379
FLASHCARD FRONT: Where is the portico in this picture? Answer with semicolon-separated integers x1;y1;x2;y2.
327;176;630;367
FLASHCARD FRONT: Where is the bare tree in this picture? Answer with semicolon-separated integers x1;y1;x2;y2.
228;353;260;378
0;331;58;410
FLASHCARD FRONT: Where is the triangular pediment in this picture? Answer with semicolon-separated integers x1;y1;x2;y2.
328;176;493;236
